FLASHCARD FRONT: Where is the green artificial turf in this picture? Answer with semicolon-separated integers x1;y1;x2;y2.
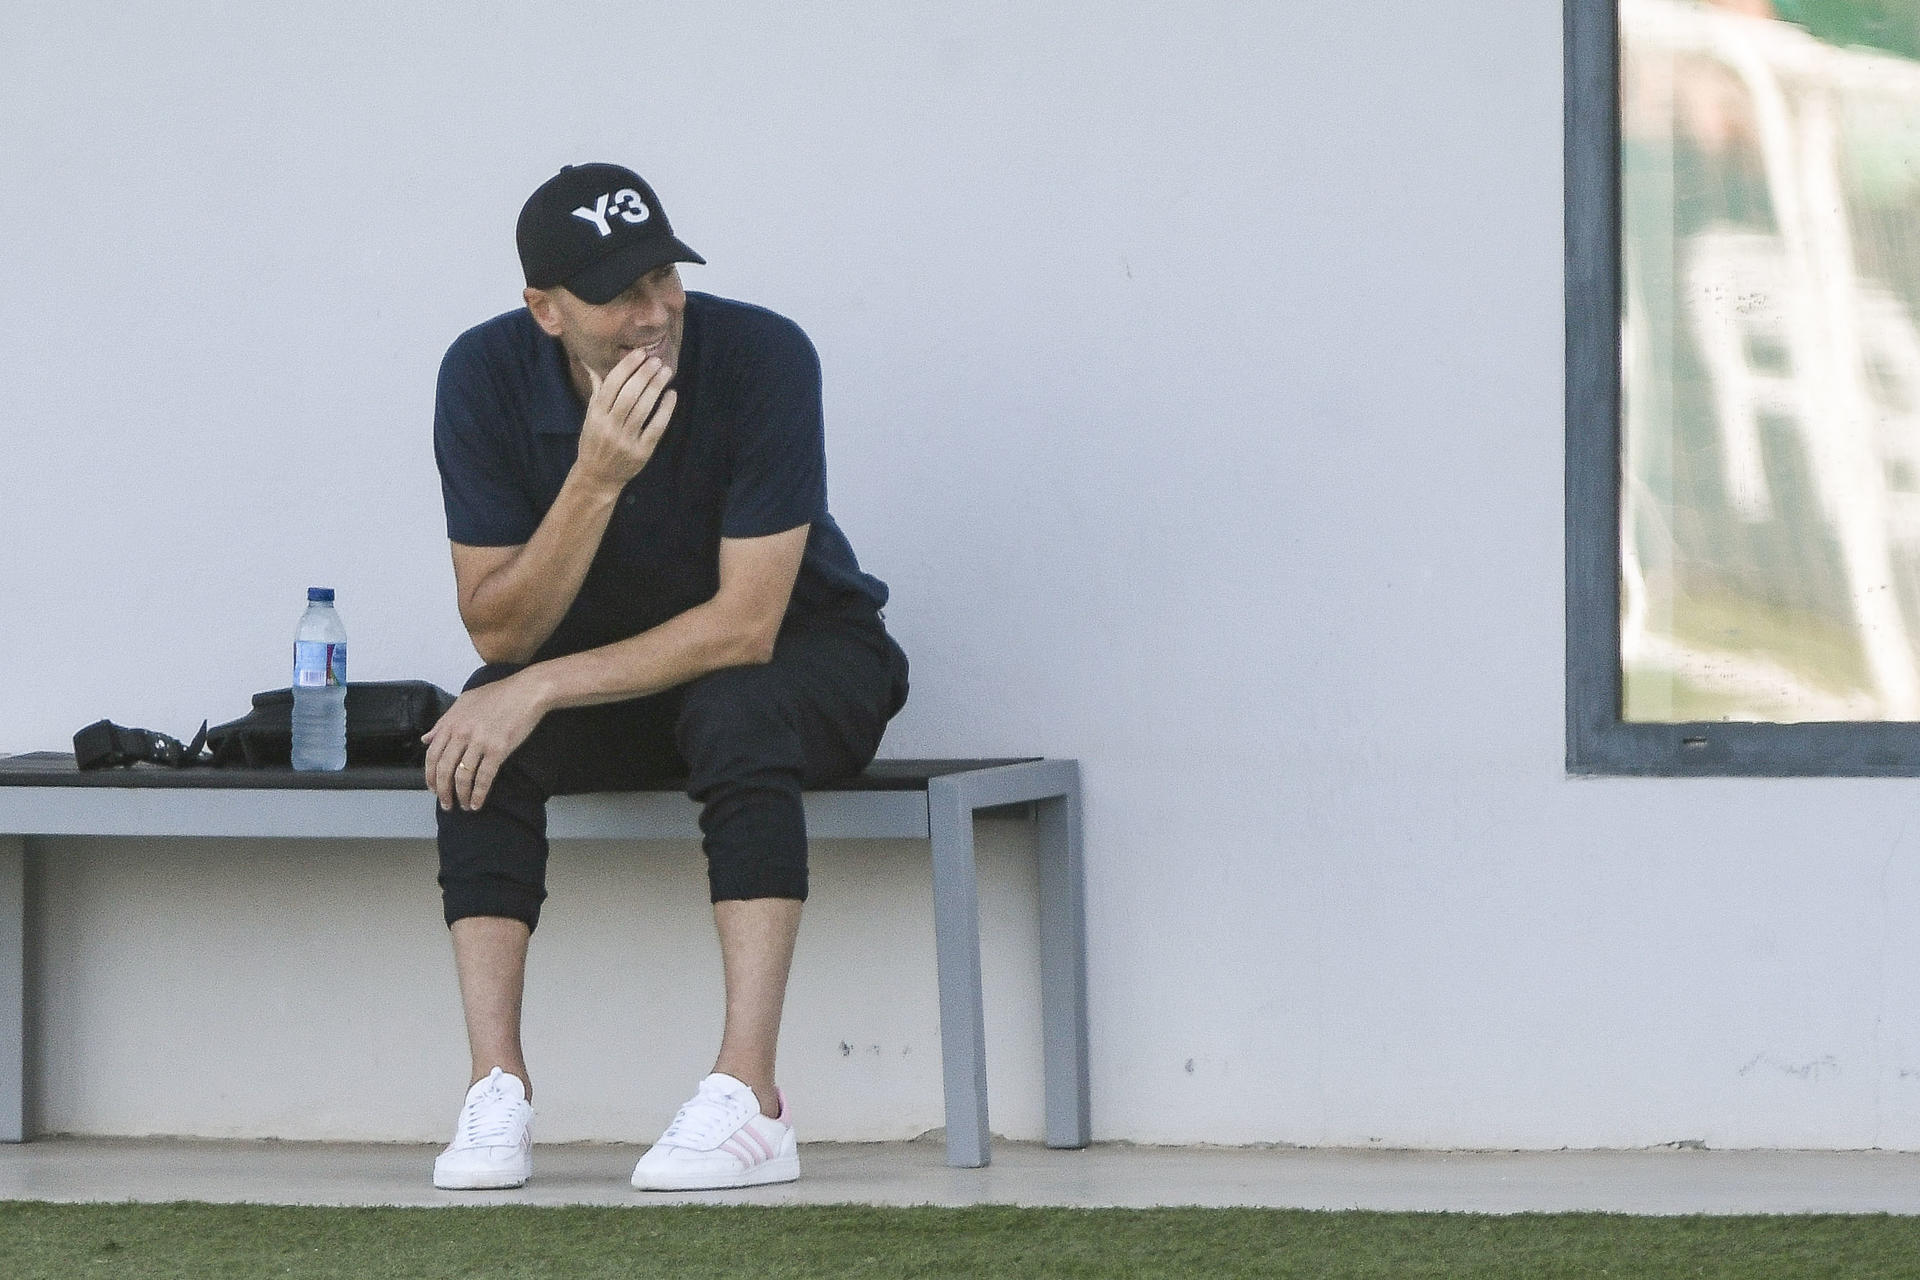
7;1203;1920;1279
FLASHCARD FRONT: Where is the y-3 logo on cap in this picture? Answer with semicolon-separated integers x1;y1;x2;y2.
571;189;651;237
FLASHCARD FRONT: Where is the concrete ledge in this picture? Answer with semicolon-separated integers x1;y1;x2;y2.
8;1138;1920;1213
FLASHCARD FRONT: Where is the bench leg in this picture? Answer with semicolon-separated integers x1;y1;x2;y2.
926;779;990;1168
0;836;22;1143
1036;767;1091;1149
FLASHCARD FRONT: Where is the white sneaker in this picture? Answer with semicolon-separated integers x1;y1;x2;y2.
432;1067;534;1190
631;1072;800;1191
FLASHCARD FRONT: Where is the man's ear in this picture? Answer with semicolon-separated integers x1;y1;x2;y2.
523;286;566;337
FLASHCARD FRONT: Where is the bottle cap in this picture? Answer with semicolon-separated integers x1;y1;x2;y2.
307;587;335;602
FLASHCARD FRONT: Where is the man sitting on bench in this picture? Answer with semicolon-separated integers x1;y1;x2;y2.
421;162;909;1191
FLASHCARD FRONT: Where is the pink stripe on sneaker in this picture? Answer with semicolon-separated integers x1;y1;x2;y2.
723;1135;757;1165
739;1124;774;1161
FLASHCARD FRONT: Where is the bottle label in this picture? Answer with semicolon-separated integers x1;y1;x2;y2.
294;641;346;688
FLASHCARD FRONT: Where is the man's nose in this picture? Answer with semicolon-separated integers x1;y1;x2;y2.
625;287;671;328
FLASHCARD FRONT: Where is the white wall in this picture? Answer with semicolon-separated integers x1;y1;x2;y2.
8;1;1917;1149
28;829;1045;1143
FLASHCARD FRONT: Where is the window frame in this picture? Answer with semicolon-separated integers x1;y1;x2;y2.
1564;0;1920;776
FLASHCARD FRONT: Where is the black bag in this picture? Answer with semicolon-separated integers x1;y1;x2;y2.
206;681;455;768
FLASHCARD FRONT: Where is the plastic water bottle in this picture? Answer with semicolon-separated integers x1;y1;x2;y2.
292;587;348;771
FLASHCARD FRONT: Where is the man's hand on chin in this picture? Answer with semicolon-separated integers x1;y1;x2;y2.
422;671;554;812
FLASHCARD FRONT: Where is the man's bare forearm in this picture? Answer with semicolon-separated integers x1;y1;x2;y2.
461;350;680;664
424;527;805;815
462;470;622;663
518;597;771;713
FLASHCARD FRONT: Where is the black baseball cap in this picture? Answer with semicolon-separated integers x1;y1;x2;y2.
516;164;705;305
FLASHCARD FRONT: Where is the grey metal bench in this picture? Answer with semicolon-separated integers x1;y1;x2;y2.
0;753;1089;1168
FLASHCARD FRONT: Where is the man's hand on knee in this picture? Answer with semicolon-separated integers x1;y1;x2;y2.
423;671;555;811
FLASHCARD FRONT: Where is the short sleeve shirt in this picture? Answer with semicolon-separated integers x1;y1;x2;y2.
433;292;889;660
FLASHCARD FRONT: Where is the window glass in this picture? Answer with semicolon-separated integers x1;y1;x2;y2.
1620;0;1920;721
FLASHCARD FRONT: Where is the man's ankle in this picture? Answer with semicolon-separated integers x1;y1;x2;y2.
472;1066;532;1101
714;1068;778;1118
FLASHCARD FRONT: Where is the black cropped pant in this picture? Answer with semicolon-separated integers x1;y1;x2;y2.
437;610;908;932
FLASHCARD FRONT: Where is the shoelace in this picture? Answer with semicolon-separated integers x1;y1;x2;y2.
459;1082;526;1145
659;1081;752;1147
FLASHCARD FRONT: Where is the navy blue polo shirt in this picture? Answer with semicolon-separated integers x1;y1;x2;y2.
433;292;889;661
